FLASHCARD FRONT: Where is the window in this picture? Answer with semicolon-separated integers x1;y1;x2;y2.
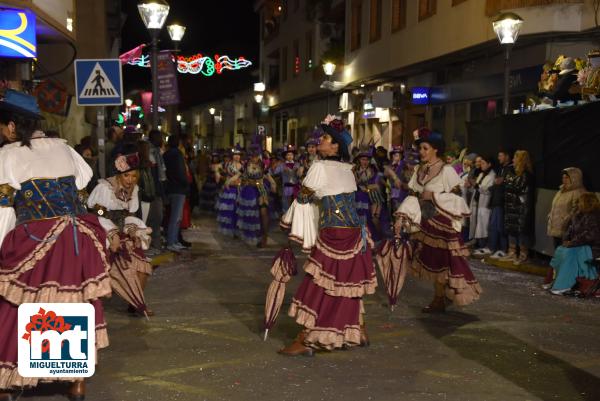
281;46;288;82
350;0;362;51
392;0;407;32
305;31;313;71
418;0;437;21
293;39;300;77
369;0;382;42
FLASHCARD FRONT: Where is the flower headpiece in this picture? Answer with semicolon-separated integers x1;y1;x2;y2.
114;153;140;174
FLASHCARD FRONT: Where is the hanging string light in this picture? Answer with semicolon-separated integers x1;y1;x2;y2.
126;52;252;76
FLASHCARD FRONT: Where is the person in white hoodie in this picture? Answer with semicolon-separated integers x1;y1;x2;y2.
471;156;497;256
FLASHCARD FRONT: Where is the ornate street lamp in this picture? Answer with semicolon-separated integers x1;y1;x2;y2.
492;12;524;114
138;0;170;130
167;23;186;52
323;62;336;77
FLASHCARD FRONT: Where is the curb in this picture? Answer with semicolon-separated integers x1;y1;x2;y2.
473;256;548;277
151;252;175;266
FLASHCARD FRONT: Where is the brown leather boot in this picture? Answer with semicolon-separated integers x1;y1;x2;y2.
359;324;370;347
422;296;446;313
277;330;314;357
67;381;85;401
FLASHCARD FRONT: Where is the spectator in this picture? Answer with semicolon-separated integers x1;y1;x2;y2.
445;151;463;175
76;144;100;193
547;168;587;248
460;153;478;242
137;140;156;224
488;149;514;259
501;150;535;265
544;167;587;286
105;125;123;173
147;130;166;253
548;193;600;295
471;155;496;256
163;134;190;252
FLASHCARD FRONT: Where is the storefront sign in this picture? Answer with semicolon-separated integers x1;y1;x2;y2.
363;100;375;118
411;87;431;105
0;8;37;58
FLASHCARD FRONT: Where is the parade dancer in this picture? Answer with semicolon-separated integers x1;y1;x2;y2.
279;115;377;356
354;149;386;242
87;149;154;316
216;149;243;236
0;92;110;401
396;132;481;313
298;132;320;180
384;146;409;213
199;152;222;211
236;146;276;247
272;145;301;214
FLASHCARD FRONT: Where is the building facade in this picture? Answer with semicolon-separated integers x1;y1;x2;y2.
254;0;346;150
0;0;121;144
340;0;598;151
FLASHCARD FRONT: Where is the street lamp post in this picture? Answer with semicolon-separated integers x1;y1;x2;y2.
323;62;336;114
209;107;216;150
167;23;186;52
167;23;186;134
138;0;170;130
492;12;524;115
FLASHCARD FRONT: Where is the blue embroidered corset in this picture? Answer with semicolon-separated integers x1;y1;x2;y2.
320;193;361;228
14;176;87;224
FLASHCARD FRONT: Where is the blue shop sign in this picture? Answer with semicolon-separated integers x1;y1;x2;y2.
411;87;431;105
0;8;37;58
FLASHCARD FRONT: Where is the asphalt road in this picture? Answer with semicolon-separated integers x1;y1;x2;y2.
21;213;600;401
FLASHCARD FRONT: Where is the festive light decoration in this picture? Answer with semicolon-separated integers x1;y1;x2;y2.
126;52;252;76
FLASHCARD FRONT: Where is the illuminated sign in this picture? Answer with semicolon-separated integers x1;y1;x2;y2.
0;8;37;58
411;87;430;105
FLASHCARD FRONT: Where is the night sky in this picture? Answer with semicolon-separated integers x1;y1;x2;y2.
120;0;259;109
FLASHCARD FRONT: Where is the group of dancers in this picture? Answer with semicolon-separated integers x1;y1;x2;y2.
208;128;423;247
272;116;482;356
0;89;483;399
0;92;154;400
202;113;482;355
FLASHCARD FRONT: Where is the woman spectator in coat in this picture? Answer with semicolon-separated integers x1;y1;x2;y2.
470;156;496;256
544;167;587;286
501;150;535;266
548;193;600;295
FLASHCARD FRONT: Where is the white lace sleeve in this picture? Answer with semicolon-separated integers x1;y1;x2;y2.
128;186;140;214
442;165;462;193
67;145;93;190
302;161;325;193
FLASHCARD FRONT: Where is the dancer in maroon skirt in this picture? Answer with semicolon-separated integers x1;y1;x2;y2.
0;92;110;401
396;131;482;313
279;115;377;356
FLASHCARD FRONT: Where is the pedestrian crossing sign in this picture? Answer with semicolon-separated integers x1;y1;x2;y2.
74;59;123;106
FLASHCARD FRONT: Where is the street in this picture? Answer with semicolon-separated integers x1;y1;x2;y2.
22;213;600;401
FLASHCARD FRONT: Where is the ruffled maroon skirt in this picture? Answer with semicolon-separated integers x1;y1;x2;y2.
411;213;482;306
0;214;111;389
288;227;376;350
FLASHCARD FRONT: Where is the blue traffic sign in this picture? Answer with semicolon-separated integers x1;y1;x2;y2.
74;59;123;106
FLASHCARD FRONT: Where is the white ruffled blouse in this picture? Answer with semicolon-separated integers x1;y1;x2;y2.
281;160;356;250
0;137;92;245
399;164;470;231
